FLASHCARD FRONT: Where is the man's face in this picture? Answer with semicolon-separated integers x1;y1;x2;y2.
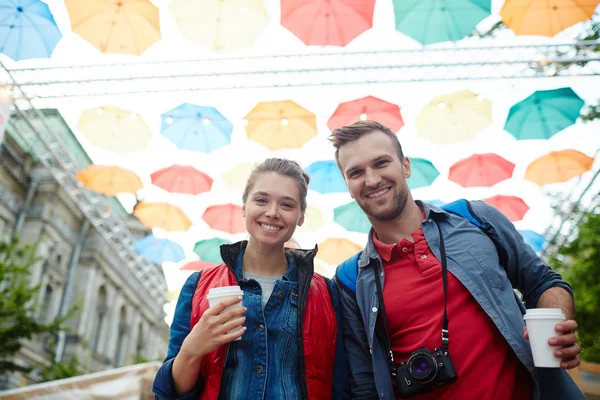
337;130;412;221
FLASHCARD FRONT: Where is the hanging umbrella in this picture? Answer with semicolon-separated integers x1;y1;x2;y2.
64;0;160;55
222;162;256;192
518;230;547;253
296;205;325;233
135;234;185;264
281;0;376;46
244;100;317;150
327;96;404;133
392;0;491;45
78;105;152;154
317;238;363;265
306;160;347;194
76;165;143;196
408;158;440;190
169;0;268;51
500;0;600;37
334;201;371;234
181;260;217;271
483;195;529;222
133;202;192;232
504;88;584;140
449;153;515;187
151;165;213;195
193;238;232;264
202;204;246;234
525;149;594;186
0;0;62;61
416;91;492;144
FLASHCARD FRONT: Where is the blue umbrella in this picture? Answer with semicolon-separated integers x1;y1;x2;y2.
306;160;347;194
425;199;445;207
160;103;233;152
135;234;185;264
518;230;547;253
0;0;62;61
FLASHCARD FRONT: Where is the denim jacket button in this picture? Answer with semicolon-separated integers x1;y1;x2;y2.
257;324;264;332
372;307;378;313
255;365;264;374
277;291;284;299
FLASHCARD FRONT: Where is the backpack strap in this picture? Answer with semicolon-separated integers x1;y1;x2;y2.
336;251;362;293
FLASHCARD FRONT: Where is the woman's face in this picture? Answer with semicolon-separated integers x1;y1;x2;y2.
243;172;304;248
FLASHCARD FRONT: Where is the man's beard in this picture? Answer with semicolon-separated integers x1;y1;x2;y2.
363;188;408;222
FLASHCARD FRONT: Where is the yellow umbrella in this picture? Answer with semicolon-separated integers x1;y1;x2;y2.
416;90;492;145
316;238;362;266
169;0;269;51
65;0;161;55
78;105;153;154
222;162;256;192
525;149;594;186
133;202;192;232
297;205;325;233
76;165;143;196
244;100;317;150
500;0;600;37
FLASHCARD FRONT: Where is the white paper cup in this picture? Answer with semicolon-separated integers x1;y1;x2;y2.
523;308;566;368
206;286;244;340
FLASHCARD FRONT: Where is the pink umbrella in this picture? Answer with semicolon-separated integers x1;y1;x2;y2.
449;154;515;188
151;165;213;195
328;95;404;133
202;204;246;234
180;260;217;271
483;195;529;222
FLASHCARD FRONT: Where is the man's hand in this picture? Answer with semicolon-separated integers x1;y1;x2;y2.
524;320;581;369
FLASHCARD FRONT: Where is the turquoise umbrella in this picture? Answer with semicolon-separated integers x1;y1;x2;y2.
392;0;491;45
334;201;371;234
408;158;440;189
504;87;584;140
193;238;231;264
306;160;347;194
518;230;547;253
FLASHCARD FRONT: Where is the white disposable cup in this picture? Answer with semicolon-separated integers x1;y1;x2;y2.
206;286;244;340
523;308;566;368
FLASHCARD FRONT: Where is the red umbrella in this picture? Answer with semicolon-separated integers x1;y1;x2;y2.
151;165;213;195
180;260;217;271
483;195;529;222
327;95;404;133
281;0;376;46
449;154;515;188
202;204;246;234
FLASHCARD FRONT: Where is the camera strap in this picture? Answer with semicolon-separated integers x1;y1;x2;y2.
373;221;450;375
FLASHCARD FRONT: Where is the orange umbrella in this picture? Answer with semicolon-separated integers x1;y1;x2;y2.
525;149;594;186
316;238;362;265
64;0;161;55
202;204;246;234
180;260;217;271
328;96;404;133
483;195;529;222
133;202;192;232
151;165;213;195
244;100;317;150
76;165;143;196
500;0;600;37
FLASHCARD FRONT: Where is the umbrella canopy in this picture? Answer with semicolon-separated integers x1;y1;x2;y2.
306;160;347;194
317;238;363;265
0;0;62;61
222;162;255;192
78;105;152;154
483;195;529;222
169;0;268;51
181;260;217;271
151;165;213;195
281;0;376;46
133;202;192;232
244;100;317;150
64;0;160;55
296;205;325;233
392;0;491;45
449;153;515;187
500;0;600;37
135;234;185;264
518;230;547;253
408;158;440;190
334;201;371;234
525;149;594;186
193;238;231;264
76;165;143;196
504;87;585;140
161;103;233;153
416;90;492;144
202;204;246;234
327;96;404;133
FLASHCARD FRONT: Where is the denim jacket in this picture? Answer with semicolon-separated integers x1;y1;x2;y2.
335;201;584;400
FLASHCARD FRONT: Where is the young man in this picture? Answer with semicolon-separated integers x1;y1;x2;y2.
330;121;584;400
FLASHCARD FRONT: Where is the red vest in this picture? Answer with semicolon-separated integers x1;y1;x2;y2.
190;264;337;400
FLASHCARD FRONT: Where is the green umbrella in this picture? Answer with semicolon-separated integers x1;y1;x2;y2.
504;87;584;140
392;0;491;45
193;238;231;264
334;201;371;234
408;158;440;190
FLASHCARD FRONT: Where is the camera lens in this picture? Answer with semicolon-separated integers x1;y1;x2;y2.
408;351;438;383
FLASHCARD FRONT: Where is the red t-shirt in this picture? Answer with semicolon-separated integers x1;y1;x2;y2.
373;228;532;400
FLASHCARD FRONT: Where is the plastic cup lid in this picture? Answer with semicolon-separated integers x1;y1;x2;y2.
207;286;243;297
523;308;565;319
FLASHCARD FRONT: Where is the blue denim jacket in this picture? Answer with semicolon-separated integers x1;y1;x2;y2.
335;201;584;400
153;245;349;400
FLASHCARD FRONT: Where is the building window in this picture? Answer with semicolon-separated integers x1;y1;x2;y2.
91;286;107;354
114;306;128;367
41;284;54;323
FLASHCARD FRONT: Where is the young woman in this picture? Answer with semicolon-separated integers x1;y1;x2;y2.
153;158;349;400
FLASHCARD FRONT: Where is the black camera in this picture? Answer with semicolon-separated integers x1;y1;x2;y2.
395;347;458;398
